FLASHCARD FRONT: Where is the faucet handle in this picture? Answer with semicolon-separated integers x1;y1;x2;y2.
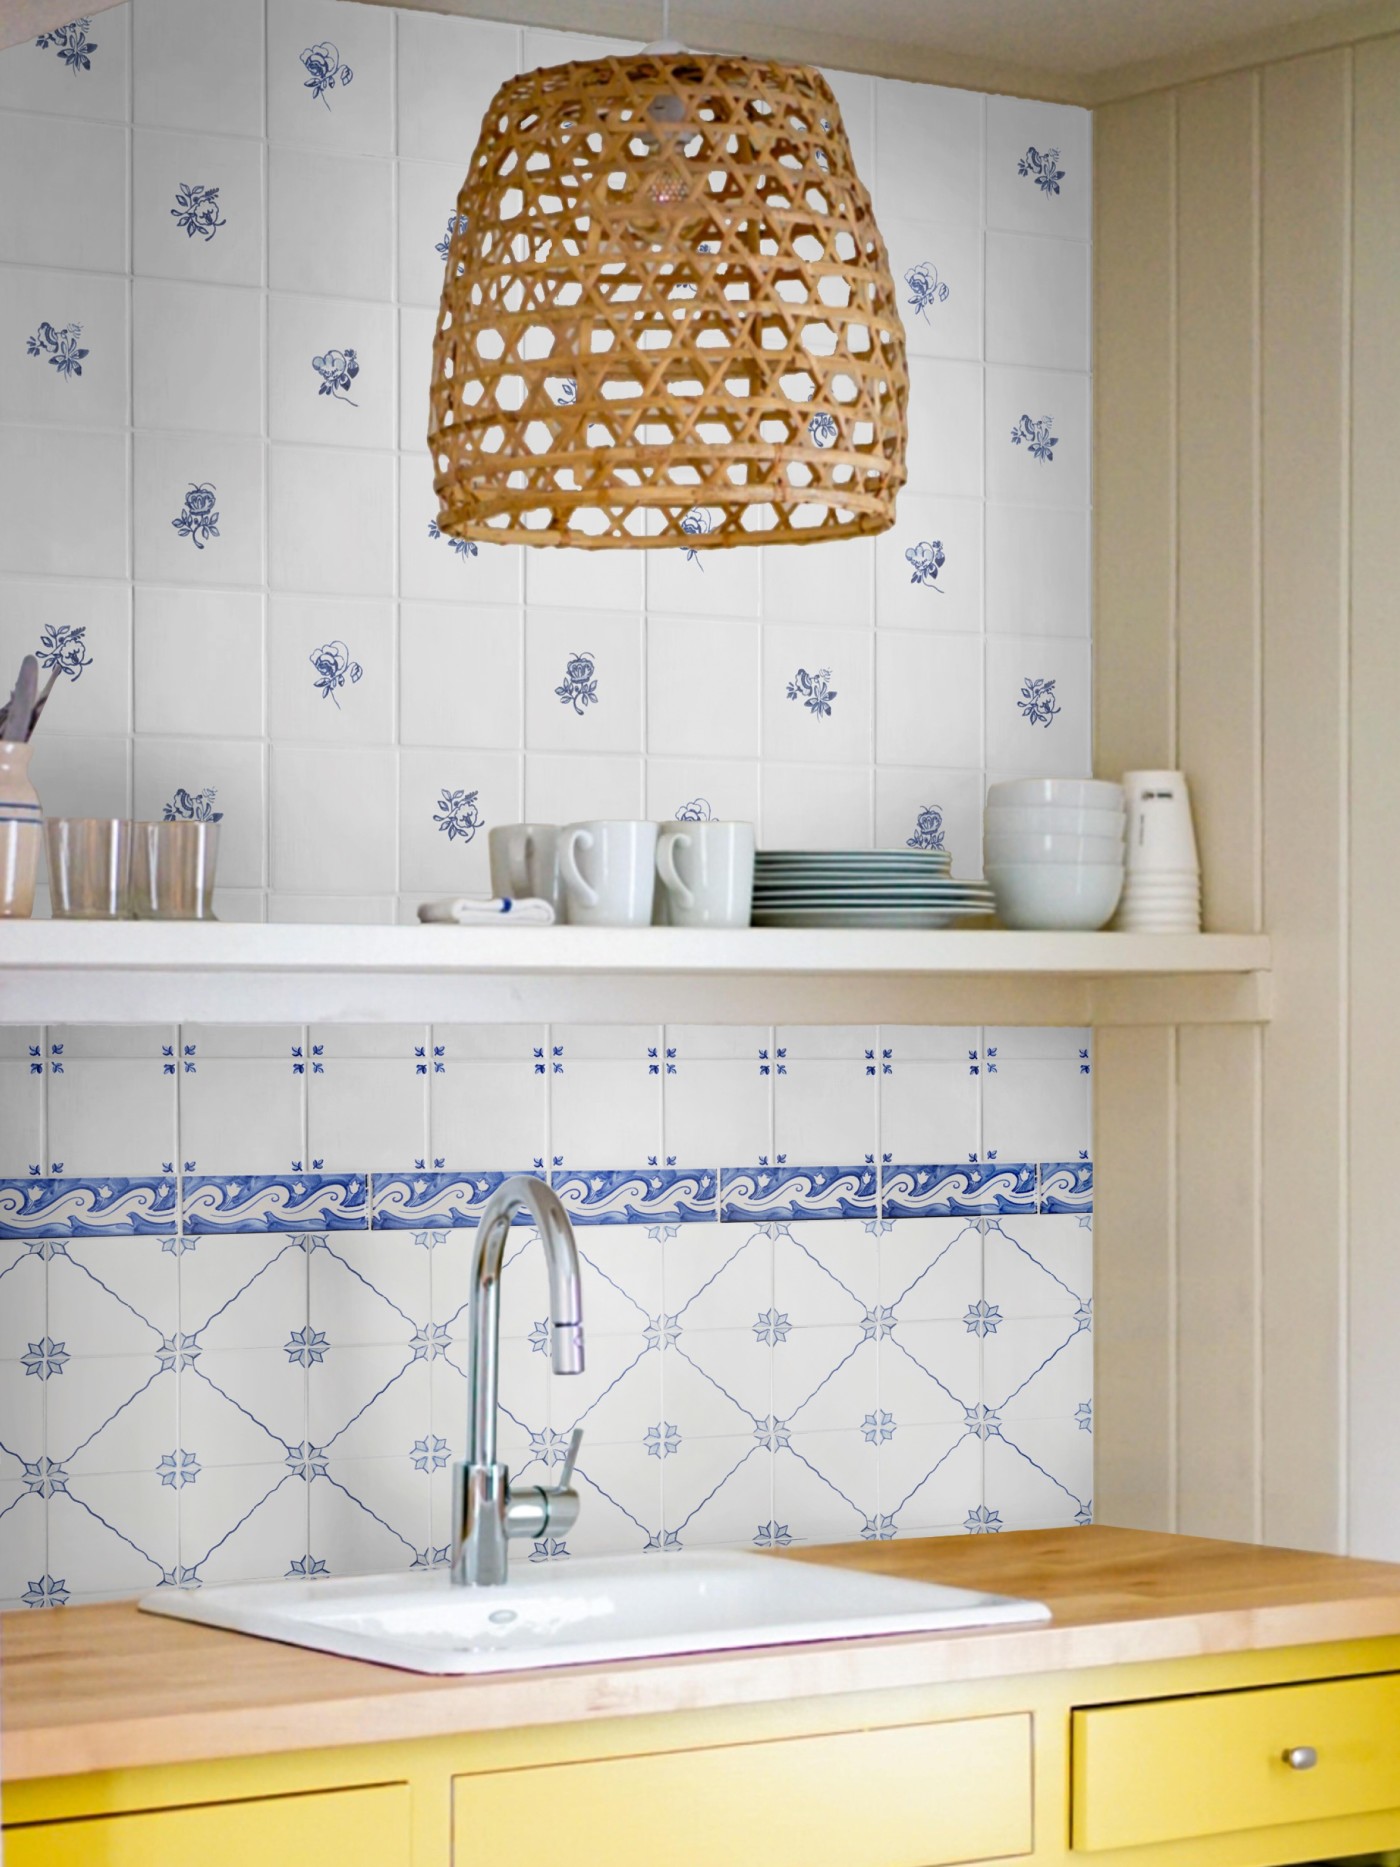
558;1426;584;1490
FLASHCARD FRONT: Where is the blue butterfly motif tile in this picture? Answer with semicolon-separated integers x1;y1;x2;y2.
1039;1161;1093;1213
719;1164;877;1224
182;1172;367;1233
550;1167;717;1227
0;1176;177;1238
881;1162;1037;1219
371;1169;521;1229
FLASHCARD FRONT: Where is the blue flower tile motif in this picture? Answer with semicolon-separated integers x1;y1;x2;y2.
35;18;96;71
808;412;837;448
905;538;946;590
1018;145;1065;195
786;666;836;718
435;212;469;263
156;1333;200;1373
861;1513;897;1540
287;1553;329;1577
163;786;222;822
529;1537;571;1562
644;1314;681;1350
862;1410;896;1445
903;261;949;319
680;505;711;565
312;348;359;404
964;1504;1003;1534
1010;414;1058;462
1040;1160;1093;1214
528;1427;575;1469
554;378;578;406
21;1336;69;1379
963;1402;1002;1441
1076;1399;1093;1434
753;1521;793;1548
752;1416;791;1452
555;650;598;715
156;1449;201;1489
310;640;362;707
1017;676;1062;728
171;481;220;549
550;1167;717;1227
644;1422;681;1459
719;1164;876;1224
285;1441;329;1481
26;321;87;380
371;1170;521;1229
411;1435;451;1472
22;1575;69;1608
433;787;482;843
301;41;353;108
880;1162;1037;1219
675;797;712;822
21;1456;68;1497
1074;1499;1093;1525
963;1298;1002;1337
753;1307;790;1346
427;517;477;559
182;1173;367;1234
36;622;91;683
906;805;945;851
0;1176;176;1238
171;183;226;243
285;1325;328;1367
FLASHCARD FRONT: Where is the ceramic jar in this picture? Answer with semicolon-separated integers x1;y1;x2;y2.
0;740;42;918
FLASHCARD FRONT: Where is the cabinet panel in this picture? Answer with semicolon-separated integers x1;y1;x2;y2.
5;1782;410;1867
454;1715;1032;1867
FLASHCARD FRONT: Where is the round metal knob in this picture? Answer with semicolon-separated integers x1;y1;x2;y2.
1283;1746;1318;1771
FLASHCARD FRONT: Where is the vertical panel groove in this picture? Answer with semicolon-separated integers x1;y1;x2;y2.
1336;45;1354;1556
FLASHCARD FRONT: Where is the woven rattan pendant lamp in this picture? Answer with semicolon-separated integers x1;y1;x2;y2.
428;36;909;553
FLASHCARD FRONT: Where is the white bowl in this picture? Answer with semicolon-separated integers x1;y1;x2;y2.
985;805;1126;838
986;862;1124;931
984;831;1125;866
987;778;1124;813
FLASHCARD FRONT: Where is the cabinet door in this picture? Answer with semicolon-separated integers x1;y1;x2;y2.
5;1782;410;1867
454;1715;1033;1867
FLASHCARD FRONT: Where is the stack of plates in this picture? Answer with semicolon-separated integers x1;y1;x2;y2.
753;850;995;929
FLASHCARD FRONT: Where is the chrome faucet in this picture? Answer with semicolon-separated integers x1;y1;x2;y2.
452;1175;586;1586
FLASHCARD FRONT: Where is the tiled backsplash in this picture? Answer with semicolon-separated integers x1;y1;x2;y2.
0;0;1092;1603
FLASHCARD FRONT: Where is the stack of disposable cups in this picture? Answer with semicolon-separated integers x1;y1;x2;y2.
1115;770;1201;932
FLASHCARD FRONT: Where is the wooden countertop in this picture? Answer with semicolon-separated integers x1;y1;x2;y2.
6;1526;1400;1783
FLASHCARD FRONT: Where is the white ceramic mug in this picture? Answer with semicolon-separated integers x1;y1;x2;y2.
655;821;755;928
489;823;563;918
558;820;658;926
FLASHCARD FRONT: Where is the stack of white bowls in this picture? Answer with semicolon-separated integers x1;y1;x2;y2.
1116;769;1201;932
984;779;1127;930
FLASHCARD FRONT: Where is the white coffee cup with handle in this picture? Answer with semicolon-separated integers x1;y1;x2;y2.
656;821;755;928
558;820;658;926
489;823;563;918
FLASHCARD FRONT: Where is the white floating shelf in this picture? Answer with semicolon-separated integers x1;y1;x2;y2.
0;924;1272;1026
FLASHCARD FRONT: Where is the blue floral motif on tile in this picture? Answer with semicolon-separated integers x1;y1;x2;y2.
906;805;945;851
163;786;222;822
26;321;87;379
433;787;482;843
675;797;712;822
0;1175;177;1238
171;481;220;549
753;1521;793;1548
301;40;353;108
370;1169;521;1229
554;378;578;406
680;506;711;565
21;1456;68;1496
786;666;836;718
22;1575;69;1608
435;212;469;263
1076;1399;1093;1434
287;1554;329;1577
34;18;96;71
965;1503;1002;1533
808;412;837;448
21;1336;69;1379
182;1172;367;1234
644;1422;681;1459
312;348;359;404
285;1325;328;1367
310;640;362;707
903;261;949;319
964;1298;1002;1337
880;1162;1037;1219
905;538;946;591
1010;413;1058;462
171;183;226;243
550;1167;717;1227
1017;676;1061;728
36;622;91;683
1039;1160;1093;1214
1018;145;1065;196
555;649;598;715
719;1164;876;1223
156;1449;201;1488
427;518;477;559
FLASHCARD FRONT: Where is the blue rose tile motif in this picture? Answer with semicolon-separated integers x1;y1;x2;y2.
26;321;87;380
171;481;220;549
301;41;353;108
435;212;469;263
34;18;96;71
0;1175;177;1238
906;805;945;851
880;1162;1036;1219
905;538;946;591
551;1167;717;1227
675;797;712;822
680;505;711;565
427;518;477;560
1018;145;1065;196
36;622;91;683
786;666;836;718
312;348;359;404
163;786;223;823
1011;414;1057;462
808;412;837;448
434;788;482;843
555;650;598;715
182;1172;367;1234
310;640;362;707
1017;676;1061;728
903;261;949;320
171;182;226;243
719;1164;876;1224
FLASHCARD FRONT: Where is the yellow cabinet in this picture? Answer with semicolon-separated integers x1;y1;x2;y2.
453;1714;1033;1867
1071;1671;1400;1851
4;1782;411;1867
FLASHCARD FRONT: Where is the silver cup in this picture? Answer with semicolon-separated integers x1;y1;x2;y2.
130;820;219;920
45;818;132;919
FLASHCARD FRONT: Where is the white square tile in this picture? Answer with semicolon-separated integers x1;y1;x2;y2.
986;504;1090;638
133;128;263;286
986;95;1092;241
308;1063;426;1173
397;160;467;310
269;745;397;893
400;451;522;604
134;586;263;738
270;294;395;449
268;596;394;744
0;428;127;578
874;765;986;877
761;624;872;767
133;0;264;137
430;1050;544;1171
985;232;1091;374
397;11;520;166
984;1213;1091;1318
268;146;392;300
0;267;129;428
50;1234;178;1352
883;216;983;362
47;1057;176;1178
774;1057;877;1164
983;1055;1092;1162
760;533;873;629
0;1062;42;1176
986;367;1089;509
267;0;393;155
397;304;435;453
760;763;872;850
880;1218;983;1319
525;610;642;756
399;602;522;750
551;1054;659;1167
398;748;523;895
0;580;131;738
180;1057;306;1175
872;79;982;230
904;358;984;499
874;631;982;769
132;735;266;888
664;1053;769;1169
874;493;983;633
984;634;1091;777
0;9;129;120
0;113;128;272
880;1054;981;1164
526;539;647;616
269;893;394;923
645;538;760;621
646;616;758;761
133;278;263;434
644;761;759;833
27;732;130;821
134;431;264;587
267;446;394;596
50;1473;177;1592
524;754;643;825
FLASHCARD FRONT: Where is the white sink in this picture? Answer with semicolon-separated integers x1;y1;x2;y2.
140;1550;1049;1675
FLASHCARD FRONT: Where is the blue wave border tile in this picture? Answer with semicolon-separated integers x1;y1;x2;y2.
719;1164;877;1223
0;1176;177;1238
881;1163;1037;1219
1039;1161;1094;1213
371;1170;522;1229
183;1172;367;1233
551;1167;717;1226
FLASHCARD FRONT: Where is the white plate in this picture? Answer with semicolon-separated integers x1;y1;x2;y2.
753;905;994;928
754;889;994;904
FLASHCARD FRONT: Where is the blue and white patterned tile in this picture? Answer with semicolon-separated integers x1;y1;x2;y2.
179;1460;310;1588
661;1436;773;1550
719;1165;877;1224
371;1169;522;1230
182;1172;367;1234
0;1177;177;1239
983;1425;1089;1531
48;1472;178;1599
1040;1161;1093;1213
878;1421;982;1536
551;1167;717;1228
984;1216;1091;1322
881;1163;1037;1219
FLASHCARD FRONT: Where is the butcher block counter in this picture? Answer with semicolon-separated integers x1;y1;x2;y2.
6;1527;1400;1867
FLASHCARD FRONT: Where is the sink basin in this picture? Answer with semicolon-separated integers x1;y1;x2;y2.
140;1550;1049;1675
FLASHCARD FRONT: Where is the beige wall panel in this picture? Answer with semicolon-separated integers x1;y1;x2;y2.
1094;1026;1176;1530
1093;93;1177;780
1259;50;1350;1553
1346;32;1400;1561
1176;72;1262;937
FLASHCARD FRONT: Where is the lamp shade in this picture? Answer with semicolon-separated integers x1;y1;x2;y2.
428;49;908;552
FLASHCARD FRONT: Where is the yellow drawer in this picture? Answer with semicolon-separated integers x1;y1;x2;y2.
1072;1671;1400;1850
4;1782;410;1867
455;1714;1032;1867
